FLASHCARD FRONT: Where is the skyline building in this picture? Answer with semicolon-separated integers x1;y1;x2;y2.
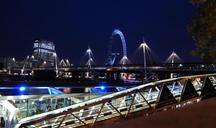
33;39;57;67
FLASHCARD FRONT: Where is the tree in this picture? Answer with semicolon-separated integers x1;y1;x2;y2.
188;0;216;63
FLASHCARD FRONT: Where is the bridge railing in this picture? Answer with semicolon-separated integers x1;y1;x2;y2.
15;73;216;128
0;93;104;128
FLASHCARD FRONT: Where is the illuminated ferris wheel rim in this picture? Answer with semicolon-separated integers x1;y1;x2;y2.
111;29;128;58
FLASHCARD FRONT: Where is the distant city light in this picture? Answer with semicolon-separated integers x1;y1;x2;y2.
53;53;57;57
12;57;15;61
179;64;183;67
31;55;35;59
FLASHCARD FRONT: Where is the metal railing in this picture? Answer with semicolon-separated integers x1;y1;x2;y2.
6;74;216;128
0;93;104;128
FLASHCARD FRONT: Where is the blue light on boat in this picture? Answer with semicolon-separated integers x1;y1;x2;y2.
19;86;26;91
100;86;105;90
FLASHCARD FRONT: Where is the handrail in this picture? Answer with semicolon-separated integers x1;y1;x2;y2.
0;93;101;101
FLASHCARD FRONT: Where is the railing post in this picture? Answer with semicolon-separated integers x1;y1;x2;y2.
57;114;68;128
107;102;124;118
138;91;151;108
91;102;105;127
71;113;87;126
171;82;176;92
125;93;136;118
147;88;152;99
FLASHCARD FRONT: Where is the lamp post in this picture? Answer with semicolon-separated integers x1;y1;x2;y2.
31;55;35;59
53;53;58;76
12;57;15;62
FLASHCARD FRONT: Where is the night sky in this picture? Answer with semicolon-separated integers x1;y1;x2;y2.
0;0;199;64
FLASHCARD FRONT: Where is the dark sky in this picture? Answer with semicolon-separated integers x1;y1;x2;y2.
0;0;199;64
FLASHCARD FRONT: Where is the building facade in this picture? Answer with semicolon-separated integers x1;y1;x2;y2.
33;39;57;67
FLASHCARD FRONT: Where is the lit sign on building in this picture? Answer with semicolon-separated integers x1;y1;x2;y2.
33;39;56;63
34;43;55;51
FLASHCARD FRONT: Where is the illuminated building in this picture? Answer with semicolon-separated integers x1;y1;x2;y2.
33;39;57;67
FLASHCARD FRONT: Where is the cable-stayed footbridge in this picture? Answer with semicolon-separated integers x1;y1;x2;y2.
0;74;216;128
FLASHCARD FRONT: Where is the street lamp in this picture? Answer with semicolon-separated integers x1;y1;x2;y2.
12;57;15;62
53;53;58;76
31;55;35;59
43;61;47;65
139;40;148;79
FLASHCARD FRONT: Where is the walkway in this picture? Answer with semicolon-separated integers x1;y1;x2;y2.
97;97;216;128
